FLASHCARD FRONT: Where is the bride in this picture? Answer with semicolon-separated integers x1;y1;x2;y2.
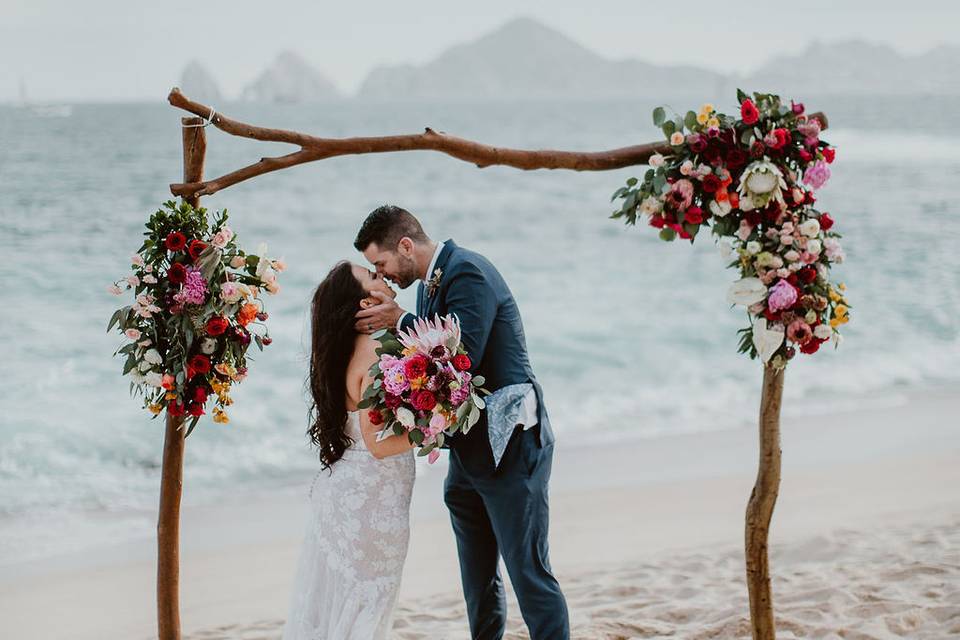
282;261;416;640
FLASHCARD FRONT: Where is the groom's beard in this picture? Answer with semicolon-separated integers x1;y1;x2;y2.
394;255;420;289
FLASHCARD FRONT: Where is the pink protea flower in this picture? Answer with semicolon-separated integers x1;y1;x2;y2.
803;160;831;190
787;319;813;345
398;315;462;354
767;279;798;312
667;179;694;211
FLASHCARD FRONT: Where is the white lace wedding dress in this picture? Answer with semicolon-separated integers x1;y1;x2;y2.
282;410;416;640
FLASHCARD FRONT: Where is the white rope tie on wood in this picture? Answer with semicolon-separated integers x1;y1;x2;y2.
182;107;216;128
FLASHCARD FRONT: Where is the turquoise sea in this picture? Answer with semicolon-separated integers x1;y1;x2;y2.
1;95;958;563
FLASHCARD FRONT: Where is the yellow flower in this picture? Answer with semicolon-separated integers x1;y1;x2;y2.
402;346;418;357
696;112;709;125
707;117;720;128
830;316;848;328
834;304;848;318
839;282;847;291
409;376;426;391
165;392;178;401
215;363;237;378
700;103;714;115
828;287;843;303
148;404;162;415
213;408;230;424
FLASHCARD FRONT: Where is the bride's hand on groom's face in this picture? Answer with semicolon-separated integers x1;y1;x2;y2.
354;290;404;334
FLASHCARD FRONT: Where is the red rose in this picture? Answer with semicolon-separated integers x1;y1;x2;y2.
404;355;429;380
804;191;817;205
678;228;692;240
684;206;704;225
188;354;211;377
167;401;185;416
701;174;721;194
771;128;791;150
822;147;836;163
648;215;666;229
798;149;813;163
819;212;834;231
745;210;762;227
800;338;823;355
452;354;471;371
726;148;747;168
763;307;782;323
206;316;229;336
688;134;708;153
167;262;187;284
750;141;765;159
786;273;799;286
165;232;187;252
368;410;384;426
193;386;209;404
703;145;722;165
384;394;402;410
741;99;760;125
798;266;817;284
411;389;437;412
188;239;208;261
187;402;205;417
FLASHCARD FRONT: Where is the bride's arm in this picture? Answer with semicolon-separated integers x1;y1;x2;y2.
358;375;416;459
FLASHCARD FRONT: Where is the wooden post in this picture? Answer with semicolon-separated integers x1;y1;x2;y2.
745;364;784;639
156;116;206;640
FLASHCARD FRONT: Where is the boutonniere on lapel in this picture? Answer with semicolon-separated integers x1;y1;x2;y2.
426;268;443;297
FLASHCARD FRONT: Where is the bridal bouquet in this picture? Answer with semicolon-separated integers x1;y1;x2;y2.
107;200;284;434
611;90;850;369
359;315;488;463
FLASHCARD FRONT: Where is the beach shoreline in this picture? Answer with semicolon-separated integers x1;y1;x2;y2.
1;388;957;639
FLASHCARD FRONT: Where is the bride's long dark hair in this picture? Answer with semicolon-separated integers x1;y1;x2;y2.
308;261;367;469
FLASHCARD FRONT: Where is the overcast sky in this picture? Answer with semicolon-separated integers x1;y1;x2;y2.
2;0;957;102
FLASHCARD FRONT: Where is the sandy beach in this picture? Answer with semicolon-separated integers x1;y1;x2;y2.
2;387;957;639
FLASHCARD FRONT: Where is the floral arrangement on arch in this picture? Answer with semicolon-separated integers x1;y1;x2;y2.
611;90;850;369
108;200;284;434
359;315;489;463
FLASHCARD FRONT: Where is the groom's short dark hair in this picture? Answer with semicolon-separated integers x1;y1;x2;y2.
354;205;428;251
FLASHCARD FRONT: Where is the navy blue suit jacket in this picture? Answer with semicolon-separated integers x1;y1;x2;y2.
399;240;554;462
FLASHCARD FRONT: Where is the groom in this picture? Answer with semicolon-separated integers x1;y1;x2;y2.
354;205;569;639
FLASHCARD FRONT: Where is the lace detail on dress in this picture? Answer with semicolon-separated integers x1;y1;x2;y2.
282;411;416;640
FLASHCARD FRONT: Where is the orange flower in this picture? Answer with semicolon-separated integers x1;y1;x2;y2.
715;190;729;203
237;303;259;327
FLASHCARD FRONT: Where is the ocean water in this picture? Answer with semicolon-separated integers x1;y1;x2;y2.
1;96;958;564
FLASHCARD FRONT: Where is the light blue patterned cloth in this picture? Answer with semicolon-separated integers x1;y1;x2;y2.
484;382;537;468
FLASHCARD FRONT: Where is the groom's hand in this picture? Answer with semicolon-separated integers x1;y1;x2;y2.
355;291;405;334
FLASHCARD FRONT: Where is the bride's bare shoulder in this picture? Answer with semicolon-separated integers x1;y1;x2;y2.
349;334;379;371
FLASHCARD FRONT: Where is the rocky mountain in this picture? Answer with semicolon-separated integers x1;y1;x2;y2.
241;51;341;103
358;17;724;100
742;40;960;95
178;60;222;104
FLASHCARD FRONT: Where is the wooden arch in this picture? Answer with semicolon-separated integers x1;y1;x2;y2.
157;87;829;640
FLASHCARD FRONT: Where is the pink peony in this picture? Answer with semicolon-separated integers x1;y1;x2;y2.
173;267;208;306
382;364;410;396
767;279;798;312
803;160;831;190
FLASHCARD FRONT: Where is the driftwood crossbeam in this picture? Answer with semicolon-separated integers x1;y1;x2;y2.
160;87;829;640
